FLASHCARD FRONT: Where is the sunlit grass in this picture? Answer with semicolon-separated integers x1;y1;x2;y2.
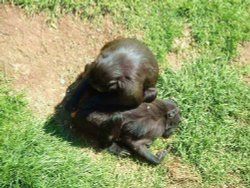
0;0;250;187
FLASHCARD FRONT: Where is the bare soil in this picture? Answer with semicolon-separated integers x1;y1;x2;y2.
165;23;198;71
0;4;130;117
235;42;250;83
237;42;250;66
166;157;202;188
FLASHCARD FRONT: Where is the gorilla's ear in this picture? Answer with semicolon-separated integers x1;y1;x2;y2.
84;62;94;75
84;63;90;72
167;109;178;119
108;80;122;90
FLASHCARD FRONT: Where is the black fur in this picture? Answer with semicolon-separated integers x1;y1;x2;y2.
65;38;159;113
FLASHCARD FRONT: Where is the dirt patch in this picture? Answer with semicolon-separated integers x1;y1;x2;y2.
165;23;198;71
237;42;250;66
166;157;202;188
0;5;140;117
234;42;250;83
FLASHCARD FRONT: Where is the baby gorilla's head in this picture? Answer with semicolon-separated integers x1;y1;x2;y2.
162;99;181;138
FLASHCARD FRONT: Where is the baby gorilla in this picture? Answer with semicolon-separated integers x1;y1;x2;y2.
99;99;181;165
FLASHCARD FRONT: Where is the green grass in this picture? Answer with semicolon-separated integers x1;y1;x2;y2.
1;0;250;187
0;78;171;187
177;0;250;57
0;80;106;187
158;54;250;186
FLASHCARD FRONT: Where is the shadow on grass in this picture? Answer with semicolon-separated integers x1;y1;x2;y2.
42;73;170;165
43;73;101;152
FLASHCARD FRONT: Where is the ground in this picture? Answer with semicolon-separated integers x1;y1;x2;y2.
0;5;202;187
0;4;129;117
236;42;250;83
1;5;249;117
1;3;250;187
